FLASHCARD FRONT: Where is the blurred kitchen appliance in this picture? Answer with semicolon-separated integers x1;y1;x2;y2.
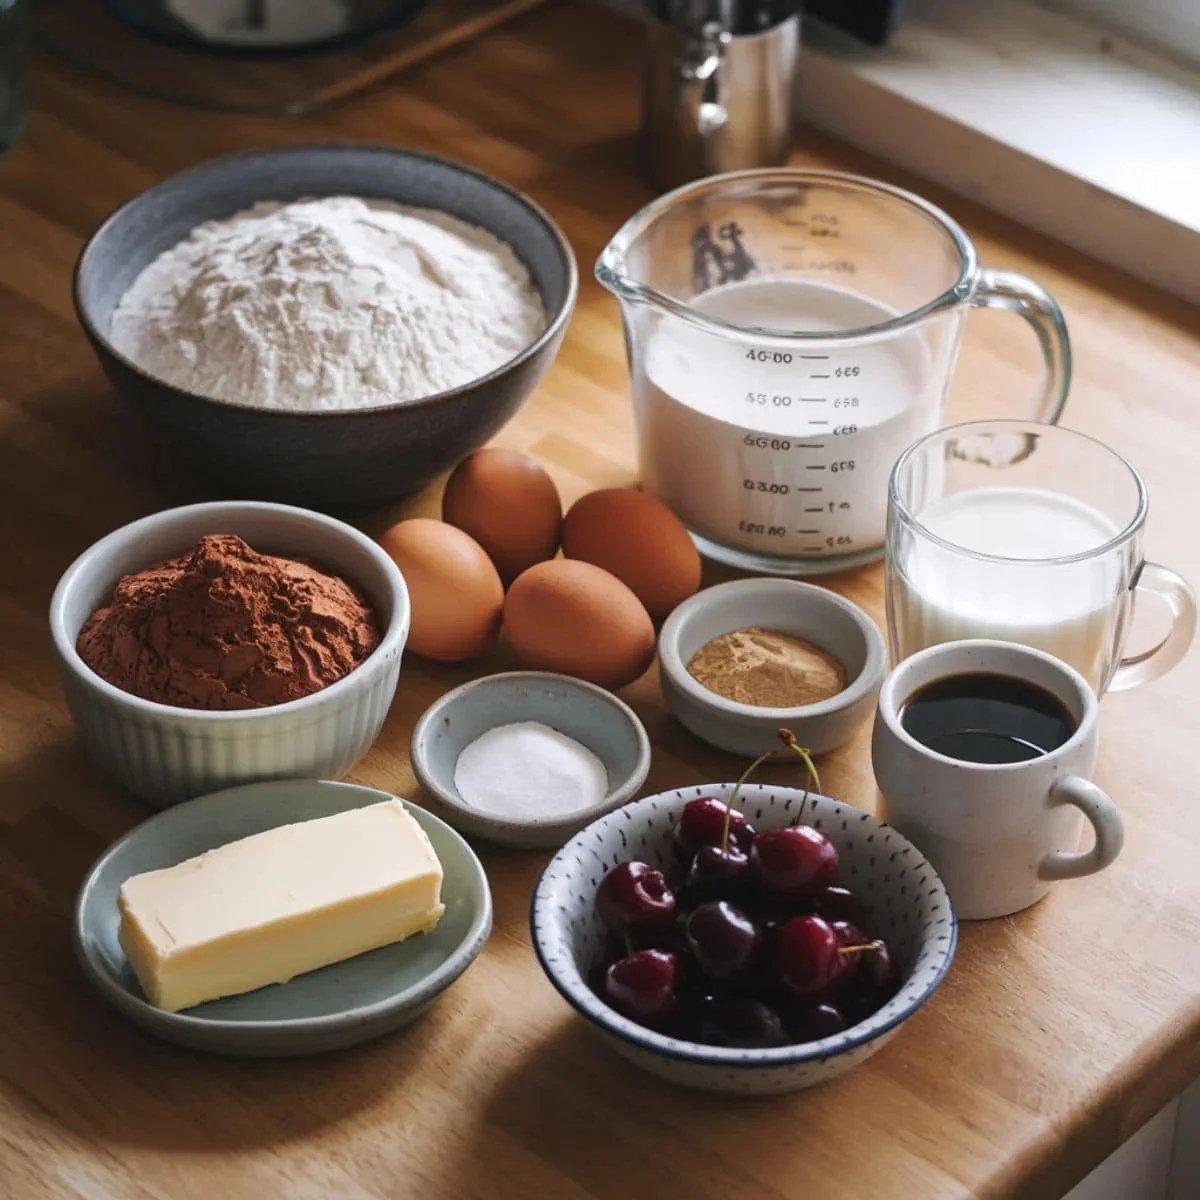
642;1;800;190
38;0;548;114
102;1;426;52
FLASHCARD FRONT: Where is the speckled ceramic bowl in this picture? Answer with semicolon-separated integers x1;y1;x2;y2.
49;501;409;806
411;671;651;849
531;783;956;1094
73;144;577;506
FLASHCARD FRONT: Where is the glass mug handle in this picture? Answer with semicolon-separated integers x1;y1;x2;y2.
1109;561;1198;692
969;268;1072;425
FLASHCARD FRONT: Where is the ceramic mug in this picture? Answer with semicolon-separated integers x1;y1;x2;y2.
871;639;1124;920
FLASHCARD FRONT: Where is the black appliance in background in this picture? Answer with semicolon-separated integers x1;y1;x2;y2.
806;0;906;46
103;0;429;54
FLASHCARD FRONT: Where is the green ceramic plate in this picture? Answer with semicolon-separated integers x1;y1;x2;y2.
74;780;492;1057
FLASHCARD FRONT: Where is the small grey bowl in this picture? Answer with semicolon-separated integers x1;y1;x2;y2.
73;143;577;507
49;501;409;805
658;579;886;756
411;671;652;849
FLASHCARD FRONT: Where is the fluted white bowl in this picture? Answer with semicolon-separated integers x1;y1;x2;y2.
49;501;409;806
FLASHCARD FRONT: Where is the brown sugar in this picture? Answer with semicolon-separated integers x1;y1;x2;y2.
687;627;846;709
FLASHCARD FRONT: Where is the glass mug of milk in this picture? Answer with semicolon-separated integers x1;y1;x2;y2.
886;420;1197;693
596;169;1071;574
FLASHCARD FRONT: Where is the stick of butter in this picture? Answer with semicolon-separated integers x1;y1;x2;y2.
118;799;445;1013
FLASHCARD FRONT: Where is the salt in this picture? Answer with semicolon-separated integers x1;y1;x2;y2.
453;722;609;821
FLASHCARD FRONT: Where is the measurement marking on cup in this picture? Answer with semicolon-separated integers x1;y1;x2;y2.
796;529;820;535
797;487;824;493
800;354;829;360
804;546;824;553
810;373;831;379
805;506;823;513
809;420;830;426
797;397;826;403
794;444;825;450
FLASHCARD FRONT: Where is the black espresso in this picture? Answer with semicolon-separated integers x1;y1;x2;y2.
900;673;1076;764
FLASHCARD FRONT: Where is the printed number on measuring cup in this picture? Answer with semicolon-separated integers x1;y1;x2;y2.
743;435;793;451
745;350;793;364
740;522;788;537
830;461;856;473
746;392;793;407
743;479;790;494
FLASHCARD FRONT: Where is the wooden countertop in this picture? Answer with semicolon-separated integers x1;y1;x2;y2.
2;6;1198;1198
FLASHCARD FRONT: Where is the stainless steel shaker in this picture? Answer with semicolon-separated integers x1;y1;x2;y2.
642;1;800;190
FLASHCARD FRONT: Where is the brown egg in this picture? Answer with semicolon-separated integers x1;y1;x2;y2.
378;519;503;662
442;448;563;582
503;559;655;688
562;488;701;621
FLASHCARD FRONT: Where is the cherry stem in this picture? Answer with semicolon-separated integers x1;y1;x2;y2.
777;728;820;823
722;745;777;852
838;942;882;957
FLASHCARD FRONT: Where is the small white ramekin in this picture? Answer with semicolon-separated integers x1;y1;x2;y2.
49;502;410;807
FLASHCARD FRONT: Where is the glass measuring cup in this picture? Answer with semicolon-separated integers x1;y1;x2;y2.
596;169;1071;574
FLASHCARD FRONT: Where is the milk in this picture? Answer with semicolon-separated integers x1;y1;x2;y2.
637;278;940;562
889;486;1128;691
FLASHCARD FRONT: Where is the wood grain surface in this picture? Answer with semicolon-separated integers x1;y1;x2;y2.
2;5;1199;1198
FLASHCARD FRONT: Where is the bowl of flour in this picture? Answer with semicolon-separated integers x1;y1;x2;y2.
74;144;577;506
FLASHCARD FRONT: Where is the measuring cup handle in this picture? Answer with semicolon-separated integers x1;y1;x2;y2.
1108;561;1198;691
970;268;1072;425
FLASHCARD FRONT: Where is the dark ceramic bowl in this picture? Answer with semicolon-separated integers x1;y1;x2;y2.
74;144;577;507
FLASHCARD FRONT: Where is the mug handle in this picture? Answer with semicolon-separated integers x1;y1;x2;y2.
1038;777;1124;882
1109;561;1198;692
970;268;1072;426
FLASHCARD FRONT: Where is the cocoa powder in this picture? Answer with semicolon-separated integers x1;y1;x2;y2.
77;534;380;711
687;627;846;709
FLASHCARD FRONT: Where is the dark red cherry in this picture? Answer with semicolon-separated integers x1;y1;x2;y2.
751;827;839;898
831;919;868;948
686;842;752;897
684;900;761;981
595;861;677;933
859;939;898;996
672;796;755;865
841;940;900;1024
604;950;679;1023
774;914;847;1004
789;1003;847;1043
710;998;788;1048
811;885;869;930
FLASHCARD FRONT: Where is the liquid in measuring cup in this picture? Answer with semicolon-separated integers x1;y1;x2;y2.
638;278;936;567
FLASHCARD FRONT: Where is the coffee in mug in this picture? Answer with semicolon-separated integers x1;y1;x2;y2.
872;639;1123;920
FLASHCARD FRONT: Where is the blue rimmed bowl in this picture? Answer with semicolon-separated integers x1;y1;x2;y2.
531;783;956;1095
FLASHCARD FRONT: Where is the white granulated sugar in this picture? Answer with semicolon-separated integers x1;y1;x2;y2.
453;722;610;822
109;196;547;411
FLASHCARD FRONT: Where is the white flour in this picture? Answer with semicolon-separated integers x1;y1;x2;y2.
110;196;547;411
